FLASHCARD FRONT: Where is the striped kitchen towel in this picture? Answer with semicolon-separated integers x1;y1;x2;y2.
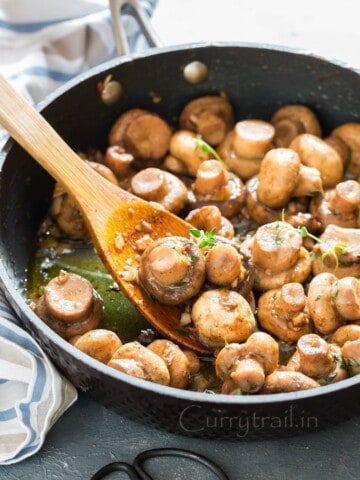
0;0;157;465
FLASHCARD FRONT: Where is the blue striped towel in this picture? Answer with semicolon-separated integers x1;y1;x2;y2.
0;0;156;465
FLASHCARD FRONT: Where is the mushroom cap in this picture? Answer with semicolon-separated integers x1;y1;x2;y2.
191;289;256;348
270;104;322;137
257;148;301;209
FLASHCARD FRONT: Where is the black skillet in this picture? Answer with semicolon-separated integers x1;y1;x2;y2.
0;0;360;439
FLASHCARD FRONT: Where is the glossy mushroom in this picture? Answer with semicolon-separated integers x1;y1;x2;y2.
147;339;191;389
185;205;235;239
130;167;188;214
35;270;103;339
69;329;122;364
310;179;360;230
246;221;312;291
257;148;323;209
330;122;360;177
311;224;360;278
108;341;170;386
215;332;279;394
261;370;319;393
217;119;275;180
139;236;205;306
289;133;343;188
109;108;172;168
270;104;322;147
187;159;246;217
191;289;256;348
257;282;312;343
164;130;212;176
179;95;235;146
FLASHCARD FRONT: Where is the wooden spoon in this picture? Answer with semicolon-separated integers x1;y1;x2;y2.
0;75;212;354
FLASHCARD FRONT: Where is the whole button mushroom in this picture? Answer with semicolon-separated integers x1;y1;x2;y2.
247;221;312;291
130;167;188;215
270;104;322;147
217;119;275;180
341;338;360;375
139;236;205;306
311;225;360;278
104;145;135;180
257;148;323;209
35;270;103;339
261;370;319;393
179;95;235;146
187;159;246;218
257;282;313;343
185;205;235;240
245;176;319;229
191;288;256;348
296;333;336;379
69;329;122;364
109;108;172;168
289;133;343;189
329;122;360;177
307;272;343;334
331;324;360;346
215;332;279;394
108;341;170;386
147;339;191;389
164;130;212;176
310;179;360;230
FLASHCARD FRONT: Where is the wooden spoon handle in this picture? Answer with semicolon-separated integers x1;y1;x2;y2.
0;74;131;214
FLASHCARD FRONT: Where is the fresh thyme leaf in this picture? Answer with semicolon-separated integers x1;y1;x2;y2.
254;273;261;285
347;357;360;368
171;281;188;289
331;282;339;300
281;208;286;222
194;134;229;170
296;227;349;270
190;227;217;249
318;371;337;385
310;190;323;197
189;228;201;238
315;294;322;301
233;388;243;395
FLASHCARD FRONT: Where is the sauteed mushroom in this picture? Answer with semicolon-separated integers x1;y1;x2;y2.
69;329;122;364
108;341;170;386
331;324;360;346
270;104;322;147
187;159;246;217
35;270;103;339
191;289;256;348
179;95;235;146
205;243;247;288
245;221;311;291
311;224;360;278
341;339;360;375
164;130;212;176
130;167;188;214
139;236;205;306
215;332;278;394
310;179;360;230
261;370;319;393
289;133;343;188
217;119;275;180
257;148;323;209
109;108;172;168
104;145;135;179
185;205;235;239
257;282;312;343
148;339;191;389
330;122;360;177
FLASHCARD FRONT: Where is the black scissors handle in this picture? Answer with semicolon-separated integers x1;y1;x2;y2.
90;447;230;480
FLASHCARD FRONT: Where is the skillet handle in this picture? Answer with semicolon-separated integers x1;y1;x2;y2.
109;0;162;56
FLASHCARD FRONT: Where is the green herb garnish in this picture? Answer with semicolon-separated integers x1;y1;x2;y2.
190;227;217;249
297;226;348;270
194;134;229;170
